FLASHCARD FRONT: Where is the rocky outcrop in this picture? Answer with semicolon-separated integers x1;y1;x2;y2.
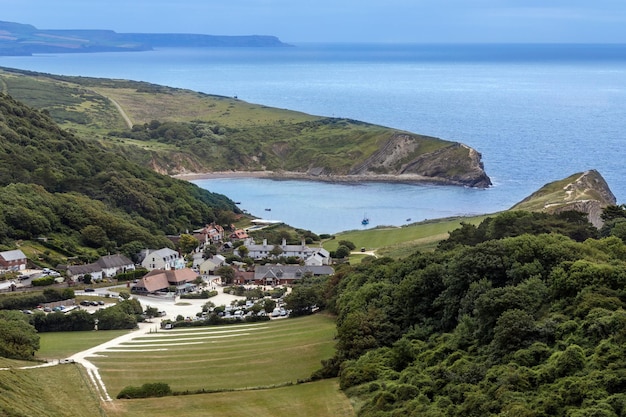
511;170;616;228
346;134;491;188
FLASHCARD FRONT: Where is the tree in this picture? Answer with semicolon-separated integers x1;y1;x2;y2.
203;244;218;259
269;245;283;258
216;265;234;285
338;240;356;251
178;234;199;255
237;245;249;258
0;310;40;359
335;245;351;259
145;306;159;318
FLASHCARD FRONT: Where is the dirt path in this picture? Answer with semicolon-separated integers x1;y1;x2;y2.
105;95;133;129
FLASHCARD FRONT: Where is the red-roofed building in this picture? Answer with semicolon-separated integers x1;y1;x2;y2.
132;268;199;294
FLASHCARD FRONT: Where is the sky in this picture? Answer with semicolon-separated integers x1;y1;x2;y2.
2;0;626;44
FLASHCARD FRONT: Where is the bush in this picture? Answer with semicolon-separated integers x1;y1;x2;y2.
180;290;217;299
117;382;172;399
31;276;55;286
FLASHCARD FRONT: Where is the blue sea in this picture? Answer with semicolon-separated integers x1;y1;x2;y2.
2;43;625;233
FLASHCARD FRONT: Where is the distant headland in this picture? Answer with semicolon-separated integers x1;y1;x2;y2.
0;21;290;56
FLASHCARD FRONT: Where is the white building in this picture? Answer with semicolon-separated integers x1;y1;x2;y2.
243;238;331;265
141;248;184;271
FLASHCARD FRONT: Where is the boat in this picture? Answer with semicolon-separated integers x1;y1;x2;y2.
361;214;369;225
406;218;411;222
265;208;271;211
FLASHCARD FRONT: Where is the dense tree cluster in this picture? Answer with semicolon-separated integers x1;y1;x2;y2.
0;93;239;250
315;211;626;417
0;310;39;359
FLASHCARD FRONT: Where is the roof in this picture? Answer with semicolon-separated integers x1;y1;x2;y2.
0;249;27;262
147;248;179;259
141;268;198;292
67;263;102;276
96;254;133;269
139;273;170;293
254;265;334;280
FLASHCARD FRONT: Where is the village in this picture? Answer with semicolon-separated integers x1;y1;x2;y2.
0;223;336;315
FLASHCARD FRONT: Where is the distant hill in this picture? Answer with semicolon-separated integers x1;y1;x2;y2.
0;21;289;56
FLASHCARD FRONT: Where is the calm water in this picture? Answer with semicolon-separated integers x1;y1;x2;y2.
2;44;625;233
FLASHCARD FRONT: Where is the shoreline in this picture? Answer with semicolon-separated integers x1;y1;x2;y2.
172;170;476;187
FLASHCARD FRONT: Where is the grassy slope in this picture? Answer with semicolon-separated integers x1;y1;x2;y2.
324;215;491;258
0;68;453;176
0;365;103;417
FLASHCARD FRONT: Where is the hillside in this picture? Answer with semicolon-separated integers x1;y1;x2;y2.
0;92;239;255
0;21;288;56
315;209;626;416
0;67;491;188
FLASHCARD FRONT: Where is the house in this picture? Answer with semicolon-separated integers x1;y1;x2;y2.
194;223;225;244
141;248;184;271
243;238;331;265
0;249;28;271
253;265;334;286
132;268;199;294
230;229;249;240
66;254;135;281
198;255;226;275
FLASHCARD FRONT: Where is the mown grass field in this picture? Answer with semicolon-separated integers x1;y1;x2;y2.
37;329;130;361
104;378;353;417
2;314;349;417
90;315;337;396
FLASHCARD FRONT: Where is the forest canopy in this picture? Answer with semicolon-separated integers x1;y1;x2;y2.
312;210;626;417
0;92;239;251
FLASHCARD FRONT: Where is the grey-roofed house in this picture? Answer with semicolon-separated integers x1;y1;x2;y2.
0;249;27;271
66;254;134;281
253;264;334;286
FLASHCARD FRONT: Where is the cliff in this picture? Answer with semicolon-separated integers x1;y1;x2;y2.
511;170;616;227
0;21;289;56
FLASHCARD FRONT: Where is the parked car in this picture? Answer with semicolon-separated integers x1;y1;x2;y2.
84;288;95;292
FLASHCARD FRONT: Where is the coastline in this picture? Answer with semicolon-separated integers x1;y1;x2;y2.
172;170;473;187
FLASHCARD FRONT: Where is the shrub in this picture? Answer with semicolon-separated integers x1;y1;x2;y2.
117;382;172;399
31;276;55;286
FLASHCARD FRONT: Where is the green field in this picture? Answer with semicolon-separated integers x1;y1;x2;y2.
37;329;130;361
91;315;337;395
325;215;491;258
5;314;350;417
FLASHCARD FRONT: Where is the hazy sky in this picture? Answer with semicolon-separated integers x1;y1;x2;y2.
2;0;625;43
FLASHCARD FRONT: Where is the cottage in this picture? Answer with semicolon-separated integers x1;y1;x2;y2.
253;264;334;286
66;254;135;281
198;255;226;275
0;249;28;271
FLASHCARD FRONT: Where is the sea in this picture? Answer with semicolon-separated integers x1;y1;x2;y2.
2;43;625;234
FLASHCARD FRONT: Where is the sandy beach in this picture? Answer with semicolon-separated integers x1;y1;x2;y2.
172;170;455;185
